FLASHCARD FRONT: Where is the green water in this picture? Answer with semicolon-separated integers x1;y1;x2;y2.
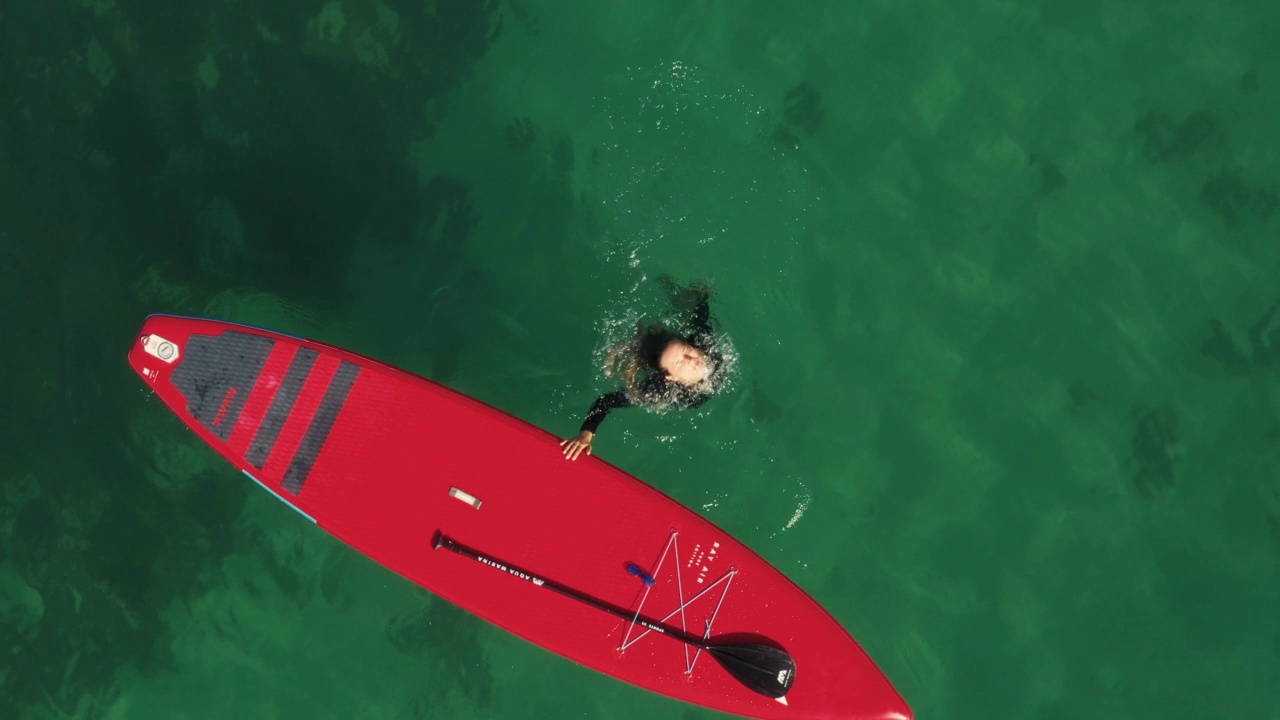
2;0;1278;718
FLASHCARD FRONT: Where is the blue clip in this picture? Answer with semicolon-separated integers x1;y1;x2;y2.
625;563;656;586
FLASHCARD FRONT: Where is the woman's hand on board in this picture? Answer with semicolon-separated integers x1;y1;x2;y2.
560;431;594;461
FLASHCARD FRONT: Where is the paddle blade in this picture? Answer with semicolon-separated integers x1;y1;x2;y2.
706;642;796;698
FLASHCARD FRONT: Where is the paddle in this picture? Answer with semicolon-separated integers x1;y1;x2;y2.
432;531;796;699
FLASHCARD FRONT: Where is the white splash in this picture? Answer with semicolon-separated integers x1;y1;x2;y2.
778;481;812;534
702;492;726;512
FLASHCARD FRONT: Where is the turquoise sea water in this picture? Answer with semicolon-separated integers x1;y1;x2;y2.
2;1;1278;718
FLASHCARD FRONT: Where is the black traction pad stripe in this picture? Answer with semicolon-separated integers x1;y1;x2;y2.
246;348;319;469
170;332;275;442
281;360;360;495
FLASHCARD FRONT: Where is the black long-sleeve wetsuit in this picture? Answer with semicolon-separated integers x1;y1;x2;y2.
579;295;722;434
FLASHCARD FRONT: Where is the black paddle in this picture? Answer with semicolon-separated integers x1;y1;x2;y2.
432;531;796;699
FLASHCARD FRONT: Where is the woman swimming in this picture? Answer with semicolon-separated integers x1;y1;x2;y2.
561;282;727;460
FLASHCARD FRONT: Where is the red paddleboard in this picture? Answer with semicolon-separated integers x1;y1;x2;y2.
126;314;911;720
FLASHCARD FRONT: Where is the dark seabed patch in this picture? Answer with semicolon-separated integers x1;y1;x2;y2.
1134;108;1225;164
1029;154;1067;197
386;597;494;708
1128;404;1181;498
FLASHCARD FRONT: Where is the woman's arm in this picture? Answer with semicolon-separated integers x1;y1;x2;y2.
581;390;633;433
562;390;634;460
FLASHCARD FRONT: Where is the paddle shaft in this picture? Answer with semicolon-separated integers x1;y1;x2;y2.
433;533;710;650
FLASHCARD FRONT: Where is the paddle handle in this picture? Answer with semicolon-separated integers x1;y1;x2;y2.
432;532;707;650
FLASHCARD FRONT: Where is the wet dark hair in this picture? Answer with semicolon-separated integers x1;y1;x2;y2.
636;324;683;372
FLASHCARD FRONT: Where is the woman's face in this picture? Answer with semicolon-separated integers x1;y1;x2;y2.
659;340;710;385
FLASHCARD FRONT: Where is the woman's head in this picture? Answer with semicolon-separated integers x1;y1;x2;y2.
658;339;710;385
635;325;710;386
